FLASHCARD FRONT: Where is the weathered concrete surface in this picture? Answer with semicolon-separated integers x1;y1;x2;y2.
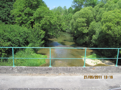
0;66;121;74
0;66;121;90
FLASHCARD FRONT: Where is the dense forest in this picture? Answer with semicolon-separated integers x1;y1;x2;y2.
0;0;121;66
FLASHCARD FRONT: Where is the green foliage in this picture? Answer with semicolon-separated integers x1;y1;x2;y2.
68;7;73;13
63;13;73;32
0;23;46;61
71;0;100;13
93;2;105;21
104;0;119;11
0;24;30;60
88;21;102;47
0;0;16;24
71;0;121;59
84;0;100;7
33;12;63;39
0;39;11;62
71;0;84;13
96;9;121;57
70;7;94;45
27;24;45;52
94;0;121;22
6;47;47;66
33;6;50;24
10;0;60;46
51;6;64;15
82;53;106;60
100;0;108;4
10;0;47;28
0;24;30;47
51;6;74;33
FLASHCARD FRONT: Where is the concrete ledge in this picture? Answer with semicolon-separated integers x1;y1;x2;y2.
0;66;121;74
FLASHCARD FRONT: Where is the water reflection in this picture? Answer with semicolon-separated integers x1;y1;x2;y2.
48;42;62;47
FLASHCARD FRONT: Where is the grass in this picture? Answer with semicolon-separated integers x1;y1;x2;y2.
0;48;47;66
81;53;107;60
81;53;107;65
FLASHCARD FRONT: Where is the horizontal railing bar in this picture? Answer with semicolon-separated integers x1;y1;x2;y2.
0;58;13;59
88;48;120;49
5;58;84;59
0;47;84;49
86;58;118;59
0;47;120;49
0;58;120;59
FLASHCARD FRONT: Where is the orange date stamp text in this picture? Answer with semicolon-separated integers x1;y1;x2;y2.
84;75;113;79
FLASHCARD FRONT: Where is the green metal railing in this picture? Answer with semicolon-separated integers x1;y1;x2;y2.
0;47;120;67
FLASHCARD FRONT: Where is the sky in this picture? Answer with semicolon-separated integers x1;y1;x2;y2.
43;0;74;10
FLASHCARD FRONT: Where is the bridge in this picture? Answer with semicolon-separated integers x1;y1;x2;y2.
0;47;121;90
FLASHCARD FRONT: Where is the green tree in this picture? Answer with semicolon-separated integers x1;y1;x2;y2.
0;0;16;24
0;24;30;47
33;6;50;25
0;23;30;60
68;7;73;13
96;9;121;57
27;24;45;52
10;0;61;45
0;23;46;59
51;6;64;15
72;0;100;13
10;0;47;28
93;0;121;22
100;0;108;4
84;0;100;8
70;7;94;45
63;6;68;15
88;21;102;47
51;6;74;33
71;0;84;13
38;13;61;38
62;13;73;32
104;0;119;11
93;2;105;22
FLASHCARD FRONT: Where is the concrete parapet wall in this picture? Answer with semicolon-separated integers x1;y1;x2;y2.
0;66;121;74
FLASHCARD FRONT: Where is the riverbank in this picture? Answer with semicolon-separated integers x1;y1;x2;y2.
82;58;115;66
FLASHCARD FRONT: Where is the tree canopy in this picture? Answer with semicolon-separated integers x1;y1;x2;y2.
0;0;16;24
10;0;48;28
70;0;121;58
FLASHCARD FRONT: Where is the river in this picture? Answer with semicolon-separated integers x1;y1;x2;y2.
37;32;116;67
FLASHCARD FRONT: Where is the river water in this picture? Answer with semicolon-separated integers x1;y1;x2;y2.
38;32;116;67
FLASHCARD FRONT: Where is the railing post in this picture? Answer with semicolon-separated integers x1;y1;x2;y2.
12;48;15;67
49;48;52;67
83;48;87;67
116;48;119;67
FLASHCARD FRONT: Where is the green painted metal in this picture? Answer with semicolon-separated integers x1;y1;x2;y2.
83;48;87;67
116;49;120;67
0;47;120;49
0;57;121;59
49;48;52;67
12;48;15;67
0;47;120;67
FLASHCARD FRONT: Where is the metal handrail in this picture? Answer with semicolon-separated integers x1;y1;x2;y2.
0;47;120;67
